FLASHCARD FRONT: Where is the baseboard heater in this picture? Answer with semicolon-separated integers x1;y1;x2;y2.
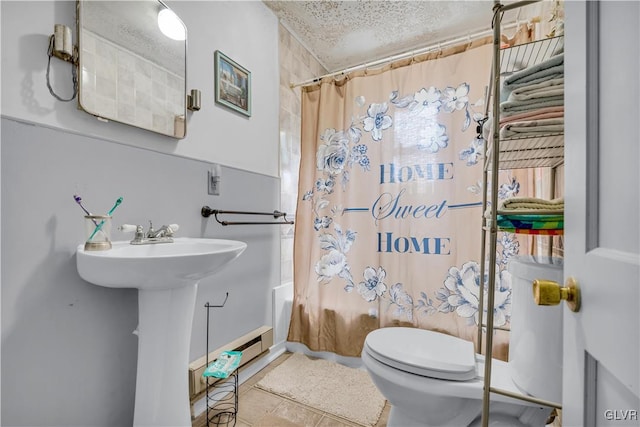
188;325;273;400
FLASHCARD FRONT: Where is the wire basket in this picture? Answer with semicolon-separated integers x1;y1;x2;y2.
205;371;238;427
203;298;238;426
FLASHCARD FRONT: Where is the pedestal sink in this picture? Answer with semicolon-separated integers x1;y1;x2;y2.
76;238;247;427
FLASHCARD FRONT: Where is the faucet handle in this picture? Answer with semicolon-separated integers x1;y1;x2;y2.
119;224;145;244
118;224;140;233
166;224;180;236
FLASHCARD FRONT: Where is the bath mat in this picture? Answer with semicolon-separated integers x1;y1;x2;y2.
256;353;385;426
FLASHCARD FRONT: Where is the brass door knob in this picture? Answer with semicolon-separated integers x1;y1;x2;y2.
532;277;581;312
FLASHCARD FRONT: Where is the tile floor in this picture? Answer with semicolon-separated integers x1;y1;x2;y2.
192;352;561;427
192;352;390;427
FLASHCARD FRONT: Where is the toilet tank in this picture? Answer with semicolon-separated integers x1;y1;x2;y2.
508;255;563;404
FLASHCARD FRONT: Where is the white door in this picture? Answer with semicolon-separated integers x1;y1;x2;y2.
564;1;640;426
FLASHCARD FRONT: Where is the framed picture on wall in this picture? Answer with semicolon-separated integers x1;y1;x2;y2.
214;50;251;117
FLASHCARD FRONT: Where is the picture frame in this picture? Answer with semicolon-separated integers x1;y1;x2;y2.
214;50;251;117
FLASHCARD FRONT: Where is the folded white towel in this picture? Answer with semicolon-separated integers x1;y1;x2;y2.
503;54;565;90
484;198;564;218
502;197;563;205
499;118;564;138
500;197;564;211
499;106;564;125
507;78;564;102
508;85;564;102
500;204;564;212
500;96;564;113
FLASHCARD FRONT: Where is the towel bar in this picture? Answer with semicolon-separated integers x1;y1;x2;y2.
201;206;294;226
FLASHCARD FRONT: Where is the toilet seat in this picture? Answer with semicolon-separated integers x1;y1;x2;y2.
364;327;476;381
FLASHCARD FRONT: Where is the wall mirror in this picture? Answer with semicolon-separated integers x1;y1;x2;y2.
77;0;187;139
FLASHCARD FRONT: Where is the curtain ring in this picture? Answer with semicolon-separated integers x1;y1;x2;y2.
333;73;349;87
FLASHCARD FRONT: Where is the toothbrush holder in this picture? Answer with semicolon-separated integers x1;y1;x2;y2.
84;215;112;251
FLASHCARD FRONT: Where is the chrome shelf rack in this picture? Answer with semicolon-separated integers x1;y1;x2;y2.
478;2;564;426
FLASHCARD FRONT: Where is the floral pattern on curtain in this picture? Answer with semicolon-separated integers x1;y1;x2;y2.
289;42;535;358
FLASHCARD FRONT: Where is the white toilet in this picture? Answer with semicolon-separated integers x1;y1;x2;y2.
362;256;563;426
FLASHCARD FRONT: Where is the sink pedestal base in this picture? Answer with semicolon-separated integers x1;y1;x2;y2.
133;284;198;427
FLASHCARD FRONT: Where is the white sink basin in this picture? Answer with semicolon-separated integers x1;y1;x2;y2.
77;237;247;290
76;237;246;427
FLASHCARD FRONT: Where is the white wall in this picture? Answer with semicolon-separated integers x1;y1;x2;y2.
0;0;280;178
1;1;280;425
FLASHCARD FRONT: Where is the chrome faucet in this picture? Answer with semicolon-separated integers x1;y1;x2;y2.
119;221;180;245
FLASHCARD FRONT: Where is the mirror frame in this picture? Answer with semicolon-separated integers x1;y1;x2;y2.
76;0;187;139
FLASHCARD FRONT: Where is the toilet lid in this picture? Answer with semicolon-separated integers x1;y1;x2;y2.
364;327;476;381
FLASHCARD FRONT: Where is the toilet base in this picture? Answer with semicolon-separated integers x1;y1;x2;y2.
386;396;480;426
363;347;553;427
389;406;456;426
388;406;421;426
387;404;547;427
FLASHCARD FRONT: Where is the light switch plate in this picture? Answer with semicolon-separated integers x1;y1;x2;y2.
208;170;220;195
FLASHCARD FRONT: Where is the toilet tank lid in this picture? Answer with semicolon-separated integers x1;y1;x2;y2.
507;256;563;279
364;327;476;381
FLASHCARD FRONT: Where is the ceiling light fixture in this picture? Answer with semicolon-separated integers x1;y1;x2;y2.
158;8;185;41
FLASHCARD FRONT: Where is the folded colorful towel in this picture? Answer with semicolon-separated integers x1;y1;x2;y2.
498;213;564;221
496;216;564;231
498;227;564;236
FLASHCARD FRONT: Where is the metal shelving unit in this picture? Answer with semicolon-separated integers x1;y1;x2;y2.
478;2;565;426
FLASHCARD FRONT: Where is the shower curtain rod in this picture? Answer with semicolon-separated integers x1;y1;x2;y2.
290;21;519;89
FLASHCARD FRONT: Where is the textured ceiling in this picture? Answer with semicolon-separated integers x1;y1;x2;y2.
80;1;185;76
264;0;514;73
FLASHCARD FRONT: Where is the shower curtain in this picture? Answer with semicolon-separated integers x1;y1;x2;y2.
289;38;538;359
